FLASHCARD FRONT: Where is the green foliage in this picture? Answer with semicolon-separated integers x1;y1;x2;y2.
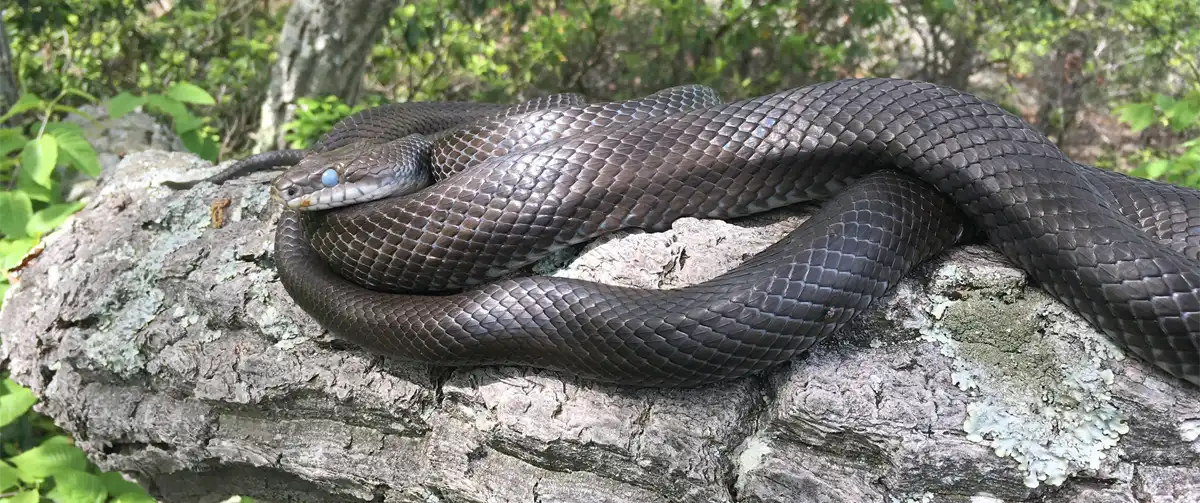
282;95;384;150
107;83;220;162
0;82;216;290
898;0;1200;188
371;0;893;104
5;1;283;157
1118;91;1200;186
0;379;37;430
2;377;158;502
0;89;97;298
1106;0;1200;187
278;0;894;151
5;4;246;499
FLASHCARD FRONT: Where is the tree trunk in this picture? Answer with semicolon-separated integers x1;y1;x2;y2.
252;0;400;152
1035;31;1091;152
0;10;21;114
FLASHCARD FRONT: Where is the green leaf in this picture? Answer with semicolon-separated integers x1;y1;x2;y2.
1166;95;1200;132
62;88;99;103
50;129;101;177
0;279;8;304
173;113;204;134
144;94;190;123
3;489;40;503
0;94;45;123
1;377;24;393
0;237;39;271
27;202;84;235
0;128;28;158
0;379;37;427
98;472;151;500
21;134;59;188
8;435;89;478
16;167;58;203
42;122;84;137
1141;158;1172;179
46;469;108;503
1116;102;1157;132
0;460;20;491
404;17;424;51
113;492;158;503
178;130;219;163
51;104;99;125
107;92;146;119
0;191;34;238
165;82;216;105
1153;93;1176;112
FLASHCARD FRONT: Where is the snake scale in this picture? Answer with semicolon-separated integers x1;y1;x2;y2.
229;78;1200;388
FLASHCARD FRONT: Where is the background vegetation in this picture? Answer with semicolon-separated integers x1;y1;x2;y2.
1;0;1198;501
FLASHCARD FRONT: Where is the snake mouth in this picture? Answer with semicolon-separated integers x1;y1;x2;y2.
281;194;318;210
281;181;396;211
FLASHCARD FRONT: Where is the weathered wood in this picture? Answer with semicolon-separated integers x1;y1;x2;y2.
1;117;1198;502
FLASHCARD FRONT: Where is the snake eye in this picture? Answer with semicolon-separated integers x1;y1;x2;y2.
321;168;339;187
285;187;298;197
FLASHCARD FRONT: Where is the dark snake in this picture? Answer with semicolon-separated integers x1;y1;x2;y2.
191;78;1200;388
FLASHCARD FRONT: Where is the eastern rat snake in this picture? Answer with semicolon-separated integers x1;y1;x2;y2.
188;78;1200;388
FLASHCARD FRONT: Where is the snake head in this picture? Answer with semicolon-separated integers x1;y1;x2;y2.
272;134;435;211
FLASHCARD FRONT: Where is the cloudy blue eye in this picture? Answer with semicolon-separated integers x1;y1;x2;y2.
321;168;339;187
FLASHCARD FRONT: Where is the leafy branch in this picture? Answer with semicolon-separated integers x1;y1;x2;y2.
107;82;220;162
1116;90;1200;185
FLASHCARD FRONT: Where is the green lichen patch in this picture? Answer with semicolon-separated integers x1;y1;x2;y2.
86;286;164;377
910;253;1129;489
937;294;1058;383
79;169;225;377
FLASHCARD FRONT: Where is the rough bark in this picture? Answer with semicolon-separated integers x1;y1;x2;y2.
0;11;20;114
2;134;1199;501
252;0;399;153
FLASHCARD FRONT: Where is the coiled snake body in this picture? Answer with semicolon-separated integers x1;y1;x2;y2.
265;78;1200;388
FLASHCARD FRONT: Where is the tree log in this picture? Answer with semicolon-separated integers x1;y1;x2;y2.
2;139;1199;501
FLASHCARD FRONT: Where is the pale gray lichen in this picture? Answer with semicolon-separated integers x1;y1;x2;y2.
82;182;216;377
888;492;933;503
259;304;308;349
235;182;275;218
961;400;1127;487
735;435;772;473
87;286;164;377
903;256;1129;489
1179;419;1200;443
733;435;773;494
211;256;244;284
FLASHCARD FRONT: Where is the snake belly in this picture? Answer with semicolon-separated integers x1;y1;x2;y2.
275;78;1200;388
